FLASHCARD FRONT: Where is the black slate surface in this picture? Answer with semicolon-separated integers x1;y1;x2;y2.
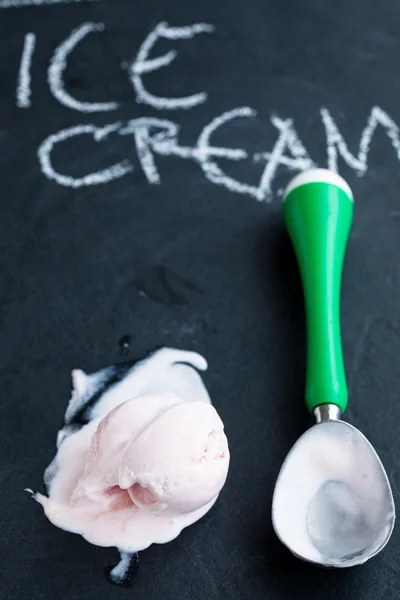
2;1;400;599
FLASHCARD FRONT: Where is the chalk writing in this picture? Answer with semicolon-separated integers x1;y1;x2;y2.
48;22;119;113
0;0;97;6
6;17;400;201
127;22;214;110
16;33;36;108
37;123;133;188
320;106;400;175
196;107;259;198
255;116;315;201
119;118;180;184
119;109;255;193
36;105;400;200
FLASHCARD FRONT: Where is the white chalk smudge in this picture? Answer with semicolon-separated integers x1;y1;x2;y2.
48;22;119;113
16;33;36;108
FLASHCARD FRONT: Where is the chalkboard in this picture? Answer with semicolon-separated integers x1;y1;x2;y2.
2;1;400;599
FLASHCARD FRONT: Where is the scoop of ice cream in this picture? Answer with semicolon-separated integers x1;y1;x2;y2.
33;392;229;552
29;347;230;585
118;399;228;515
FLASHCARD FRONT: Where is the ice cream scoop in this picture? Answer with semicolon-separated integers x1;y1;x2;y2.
28;347;230;586
272;169;395;567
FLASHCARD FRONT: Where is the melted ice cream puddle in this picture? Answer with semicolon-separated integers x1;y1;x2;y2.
28;348;230;586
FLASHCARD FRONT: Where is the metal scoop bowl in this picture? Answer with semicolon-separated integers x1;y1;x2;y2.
271;170;395;568
272;405;395;567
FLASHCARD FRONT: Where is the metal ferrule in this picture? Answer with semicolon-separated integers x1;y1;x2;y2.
313;404;342;423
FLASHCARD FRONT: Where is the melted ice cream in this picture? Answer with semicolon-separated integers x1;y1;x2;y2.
28;348;229;585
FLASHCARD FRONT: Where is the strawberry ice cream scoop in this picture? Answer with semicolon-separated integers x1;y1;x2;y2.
118;399;228;515
35;393;229;551
28;348;230;586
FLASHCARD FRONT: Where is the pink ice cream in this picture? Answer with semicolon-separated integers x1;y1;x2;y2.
34;393;228;551
29;349;229;562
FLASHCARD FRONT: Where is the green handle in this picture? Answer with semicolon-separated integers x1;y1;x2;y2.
282;170;354;414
